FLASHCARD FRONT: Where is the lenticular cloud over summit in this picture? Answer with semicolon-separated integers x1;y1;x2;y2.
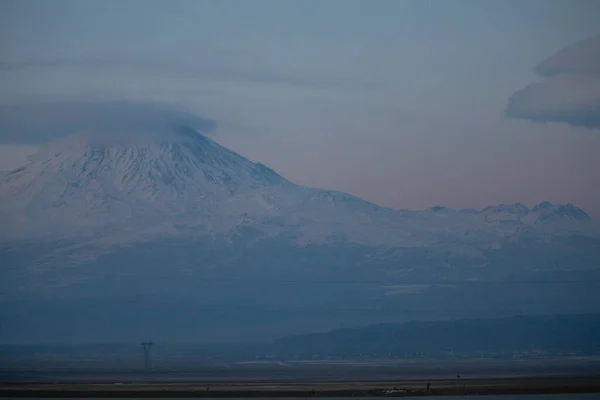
0;101;216;145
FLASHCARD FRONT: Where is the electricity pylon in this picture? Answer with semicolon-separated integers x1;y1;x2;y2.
141;341;153;373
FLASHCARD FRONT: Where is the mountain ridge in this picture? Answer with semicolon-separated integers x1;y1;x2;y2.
272;313;600;357
0;126;594;242
1;114;599;342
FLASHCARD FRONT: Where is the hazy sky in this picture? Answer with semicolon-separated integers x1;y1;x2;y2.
1;0;599;216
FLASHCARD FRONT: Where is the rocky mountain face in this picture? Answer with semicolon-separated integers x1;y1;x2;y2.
1;124;599;343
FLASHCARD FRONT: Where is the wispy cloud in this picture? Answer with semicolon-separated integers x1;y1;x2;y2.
384;284;431;296
0;56;334;90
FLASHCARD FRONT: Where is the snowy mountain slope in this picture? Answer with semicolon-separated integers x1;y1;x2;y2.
0;127;289;236
1;119;599;342
1;124;598;277
1;125;596;243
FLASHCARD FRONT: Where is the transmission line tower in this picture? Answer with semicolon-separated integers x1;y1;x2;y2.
141;341;153;373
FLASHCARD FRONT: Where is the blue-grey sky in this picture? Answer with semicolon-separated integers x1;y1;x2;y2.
1;0;599;216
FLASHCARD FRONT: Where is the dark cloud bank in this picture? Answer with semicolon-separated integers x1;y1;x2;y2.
505;34;600;129
0;101;215;145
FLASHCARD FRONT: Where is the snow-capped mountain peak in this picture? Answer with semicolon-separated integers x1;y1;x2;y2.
3;127;287;199
0;126;293;237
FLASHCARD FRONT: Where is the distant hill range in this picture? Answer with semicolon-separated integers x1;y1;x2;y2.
272;314;600;357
